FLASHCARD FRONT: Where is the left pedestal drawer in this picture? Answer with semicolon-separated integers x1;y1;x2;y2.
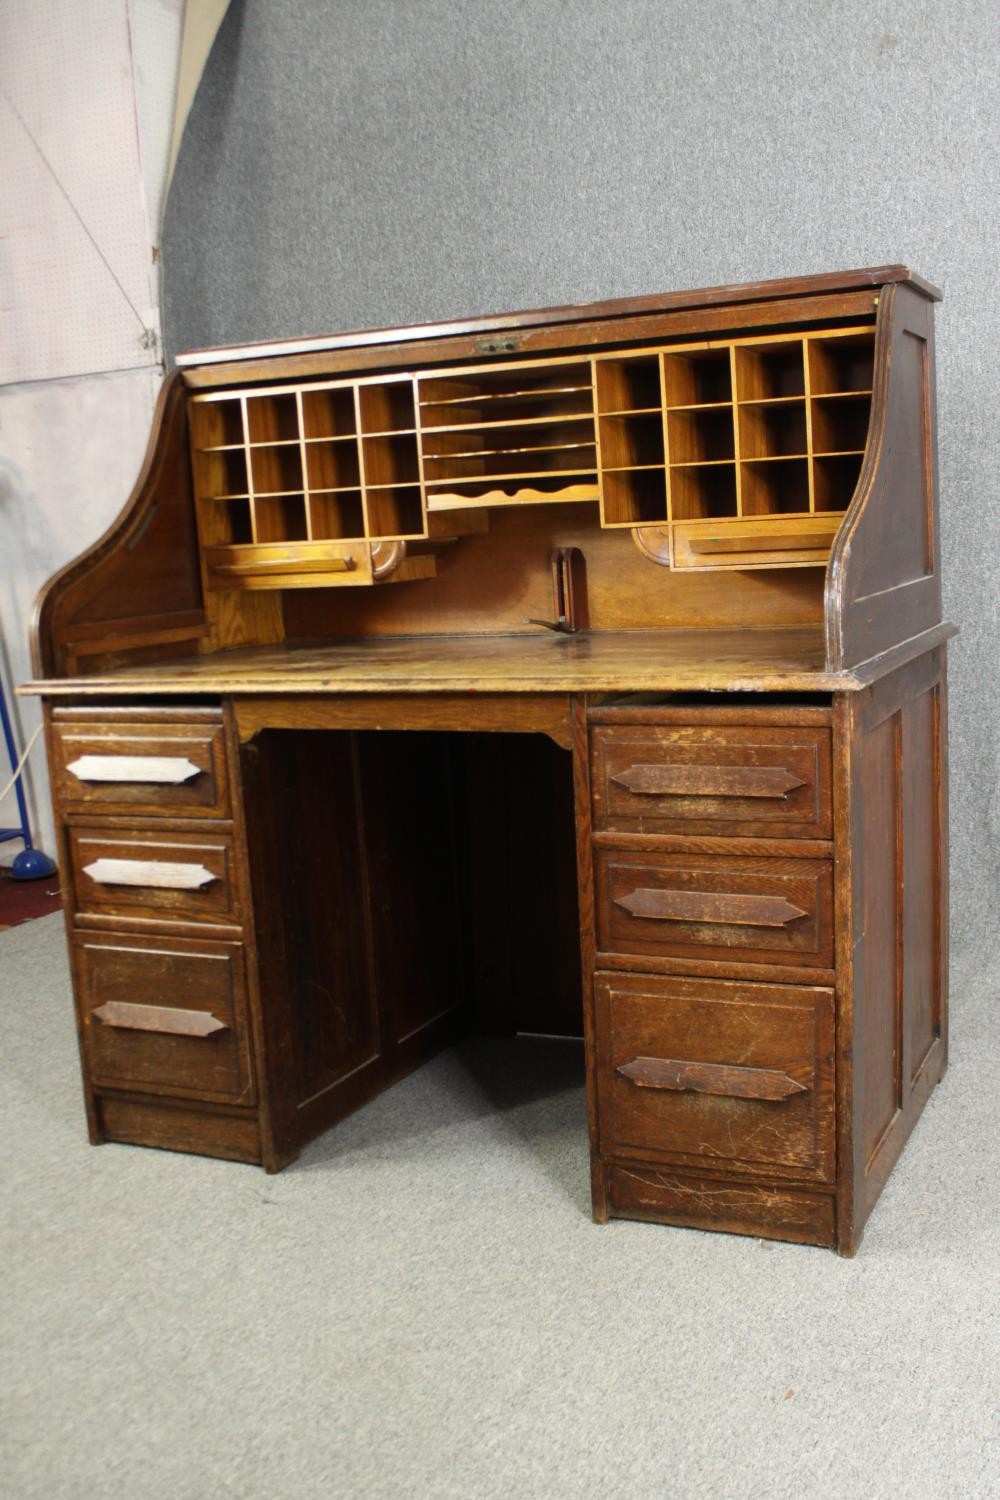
75;932;255;1105
50;710;229;818
67;825;239;925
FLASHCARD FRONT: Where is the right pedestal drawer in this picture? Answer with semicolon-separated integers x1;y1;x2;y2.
590;723;831;839
595;849;834;969
595;972;836;1184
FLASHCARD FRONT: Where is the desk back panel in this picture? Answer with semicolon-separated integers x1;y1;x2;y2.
462;734;583;1041
283;504;825;641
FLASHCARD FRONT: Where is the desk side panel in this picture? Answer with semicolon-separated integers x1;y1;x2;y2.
825;283;943;670
32;376;204;677
834;649;948;1252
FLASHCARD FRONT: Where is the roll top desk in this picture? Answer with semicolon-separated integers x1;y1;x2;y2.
23;267;953;1254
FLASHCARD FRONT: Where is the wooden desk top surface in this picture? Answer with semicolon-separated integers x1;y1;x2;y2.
22;624;956;699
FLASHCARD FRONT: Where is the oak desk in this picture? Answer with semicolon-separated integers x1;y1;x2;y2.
23;268;952;1253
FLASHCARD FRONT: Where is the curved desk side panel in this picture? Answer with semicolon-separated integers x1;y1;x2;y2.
825;282;942;672
31;374;283;680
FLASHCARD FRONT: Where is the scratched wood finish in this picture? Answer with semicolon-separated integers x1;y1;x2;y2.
64;754;204;785
26;626;834;696
595;849;834;970
82;857;216;890
612;886;809;928
615;1055;809;1100
590;722;832;838
605;1166;836;1247
24;622;958;704
594;972;836;1183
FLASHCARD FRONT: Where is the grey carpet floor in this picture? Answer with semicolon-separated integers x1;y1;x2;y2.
2;913;998;1500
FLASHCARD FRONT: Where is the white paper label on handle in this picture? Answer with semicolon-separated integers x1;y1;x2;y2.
66;755;202;785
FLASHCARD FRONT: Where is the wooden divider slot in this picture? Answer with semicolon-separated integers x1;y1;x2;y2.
670;464;738;521
301;388;357;439
735;342;806;401
810;395;871;455
662;349;732;407
309;491;365;540
246;394;299;444
595;355;663;414
807;332;875;395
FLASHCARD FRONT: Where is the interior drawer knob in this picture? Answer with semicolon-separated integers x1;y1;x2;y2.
615;887;807;927
67;754;203;785
617;1055;809;1100
82;857;218;890
92;1001;228;1038
610;763;806;799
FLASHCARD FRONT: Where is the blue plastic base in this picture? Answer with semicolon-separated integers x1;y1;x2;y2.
10;847;58;881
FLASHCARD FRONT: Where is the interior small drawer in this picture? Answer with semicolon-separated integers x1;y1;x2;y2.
76;932;253;1104
50;712;229;818
671;516;841;570
67;825;239;925
595;971;835;1182
595;849;834;969
590;723;831;838
203;541;373;591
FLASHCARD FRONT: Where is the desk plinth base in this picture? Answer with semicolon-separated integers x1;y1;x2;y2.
602;1162;837;1249
95;1093;268;1167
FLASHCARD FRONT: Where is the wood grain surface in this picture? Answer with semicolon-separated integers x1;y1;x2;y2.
24;625;831;696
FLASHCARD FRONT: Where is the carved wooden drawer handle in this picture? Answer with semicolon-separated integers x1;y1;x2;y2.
615;887;807;927
67;754;203;785
82;857;218;890
610;764;806;799
92;1001;228;1038
617;1055;808;1100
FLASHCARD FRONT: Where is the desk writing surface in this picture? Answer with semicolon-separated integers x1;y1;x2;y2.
23;625;837;696
19;624;958;699
19;621;851;696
